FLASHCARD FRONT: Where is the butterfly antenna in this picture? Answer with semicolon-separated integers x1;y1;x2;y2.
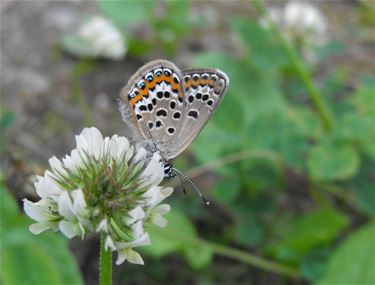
172;167;210;205
176;172;187;194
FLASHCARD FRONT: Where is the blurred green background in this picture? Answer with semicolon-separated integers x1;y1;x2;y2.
1;0;374;285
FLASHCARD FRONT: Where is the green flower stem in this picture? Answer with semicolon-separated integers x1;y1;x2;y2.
100;233;112;285
251;0;335;131
158;225;301;279
71;60;97;126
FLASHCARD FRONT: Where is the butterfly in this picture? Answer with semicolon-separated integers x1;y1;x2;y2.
119;59;229;200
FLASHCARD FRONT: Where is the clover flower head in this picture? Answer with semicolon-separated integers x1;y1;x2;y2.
261;1;329;62
78;16;126;60
23;127;173;265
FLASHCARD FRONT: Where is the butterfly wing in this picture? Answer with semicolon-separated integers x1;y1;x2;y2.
119;59;186;158
164;68;229;160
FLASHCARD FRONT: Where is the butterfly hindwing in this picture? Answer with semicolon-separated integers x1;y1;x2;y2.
165;68;229;159
119;60;186;156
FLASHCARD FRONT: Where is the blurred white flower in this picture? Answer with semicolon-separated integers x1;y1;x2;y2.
261;1;329;62
78;16;126;60
23;127;173;265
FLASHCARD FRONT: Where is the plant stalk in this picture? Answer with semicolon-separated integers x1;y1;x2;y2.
100;233;112;285
251;0;335;131
158;226;301;279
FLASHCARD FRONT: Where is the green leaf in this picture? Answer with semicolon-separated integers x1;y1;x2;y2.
351;80;375;116
98;0;153;26
316;41;345;60
127;37;153;56
184;241;213;270
351;158;375;216
0;109;16;131
235;219;265;247
145;210;213;269
315;222;375;285
300;247;331;282
2;221;84;284
271;208;349;263
0;185;19;229
1;185;83;285
231;18;287;70
212;177;241;204
308;143;360;181
2;243;62;284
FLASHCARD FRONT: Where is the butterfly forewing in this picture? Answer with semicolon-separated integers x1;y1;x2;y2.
165;68;229;159
119;60;186;157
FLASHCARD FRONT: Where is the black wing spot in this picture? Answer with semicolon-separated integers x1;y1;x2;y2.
157;91;163;99
152;98;157;105
167;127;175;134
164;91;171;98
202;94;209;101
188;95;194;103
136;114;142;120
173;76;179;84
156;109;168;117
170;101;176;109
147;104;153;111
196;93;202;100
139;105;147;111
188;110;198;119
156;120;163;128
178;97;184;103
172;88;179;95
148;122;154;129
173;112;181;119
207;100;214;106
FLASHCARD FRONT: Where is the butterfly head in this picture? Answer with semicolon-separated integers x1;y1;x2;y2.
163;162;174;178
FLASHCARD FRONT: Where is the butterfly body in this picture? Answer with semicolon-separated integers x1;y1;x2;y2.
119;59;229;175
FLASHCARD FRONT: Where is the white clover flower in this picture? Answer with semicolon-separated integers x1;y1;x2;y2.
23;127;173;265
78;16;126;60
261;1;329;62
